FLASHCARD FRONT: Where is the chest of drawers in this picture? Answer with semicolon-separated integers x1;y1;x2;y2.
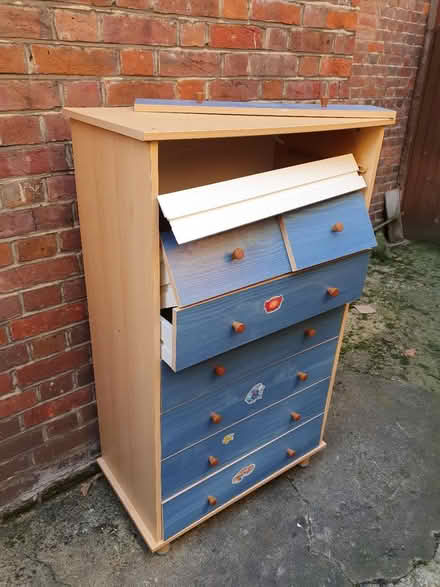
66;100;395;553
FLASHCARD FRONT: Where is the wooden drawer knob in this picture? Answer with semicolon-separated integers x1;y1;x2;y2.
207;495;217;506
232;247;245;260
297;371;308;382
287;448;296;458
208;455;219;467
214;365;226;376
331;222;344;232
327;287;340;297
210;411;222;424
232;321;246;333
290;411;301;422
304;328;316;337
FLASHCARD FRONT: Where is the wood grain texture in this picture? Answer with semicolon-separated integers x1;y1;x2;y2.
161;217;290;306
283;191;377;270
162;379;329;498
70;121;162;541
162;414;324;538
166;253;369;371
161;307;343;413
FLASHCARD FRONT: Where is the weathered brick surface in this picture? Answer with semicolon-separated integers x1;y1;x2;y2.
0;0;431;514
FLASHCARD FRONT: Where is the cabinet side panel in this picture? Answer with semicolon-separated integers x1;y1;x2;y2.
70;121;161;540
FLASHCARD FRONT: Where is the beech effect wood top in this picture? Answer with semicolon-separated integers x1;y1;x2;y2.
64;106;395;142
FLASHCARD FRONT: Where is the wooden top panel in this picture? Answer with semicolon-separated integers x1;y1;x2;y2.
64;107;395;141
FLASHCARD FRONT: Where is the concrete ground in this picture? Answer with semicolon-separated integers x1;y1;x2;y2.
1;241;440;587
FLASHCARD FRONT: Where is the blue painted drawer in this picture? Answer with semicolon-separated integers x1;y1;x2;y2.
283;191;376;270
162;414;324;540
162;337;337;458
161;217;291;307
162;379;328;498
164;252;368;371
161;307;343;414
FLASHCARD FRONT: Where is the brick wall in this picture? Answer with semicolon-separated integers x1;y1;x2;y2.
0;0;431;515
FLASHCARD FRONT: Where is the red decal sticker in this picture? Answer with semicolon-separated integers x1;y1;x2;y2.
264;295;284;314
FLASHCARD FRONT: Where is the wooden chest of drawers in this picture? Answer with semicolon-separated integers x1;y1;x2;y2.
66;100;395;553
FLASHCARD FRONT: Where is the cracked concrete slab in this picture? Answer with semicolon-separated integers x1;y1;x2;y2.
1;370;439;587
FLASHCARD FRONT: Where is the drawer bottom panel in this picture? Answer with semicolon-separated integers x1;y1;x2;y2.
162;413;323;540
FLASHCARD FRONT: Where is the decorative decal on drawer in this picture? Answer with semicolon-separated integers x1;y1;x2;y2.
245;383;265;405
264;295;284;314
232;463;255;485
222;433;235;445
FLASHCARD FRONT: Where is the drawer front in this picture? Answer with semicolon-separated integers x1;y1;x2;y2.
162;379;328;498
162;338;337;458
283;191;376;270
161;217;290;307
161;307;343;414
172;252;368;371
162;414;323;540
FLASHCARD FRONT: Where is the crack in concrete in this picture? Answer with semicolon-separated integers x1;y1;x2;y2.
23;553;72;587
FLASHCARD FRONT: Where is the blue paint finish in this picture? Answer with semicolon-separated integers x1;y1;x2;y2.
162;414;323;539
283;191;377;270
136;98;390;112
161;307;343;413
161;218;290;306
162;338;337;458
173;253;369;371
162;379;328;498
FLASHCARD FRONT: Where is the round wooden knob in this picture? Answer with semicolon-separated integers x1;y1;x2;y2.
290;411;301;422
297;371;308;382
207;495;217;506
327;287;340;297
304;328;316;337
287;448;296;458
210;412;222;424
208;456;219;467
232;247;245;260
232;321;246;333
214;365;226;376
331;222;344;232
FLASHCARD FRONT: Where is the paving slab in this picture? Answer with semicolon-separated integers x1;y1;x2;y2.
1;370;439;587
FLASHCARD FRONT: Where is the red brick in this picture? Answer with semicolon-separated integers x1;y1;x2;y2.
0;343;28;371
1;428;43;462
160;50;219;76
46;412;78;438
33;204;73;231
0;328;8;347
0;390;37;421
249;54;298;76
16;235;58;263
31;332;66;360
23;285;62;313
0;5;51;39
33;420;98;465
78;363;94;386
154;0;219;16
0;210;35;239
0;115;42;147
0;256;79;294
327;10;357;31
63;277;86;302
176;79;206;100
0;45;26;74
102;14;177;45
290;30;334;53
0;244;12;269
210;24;263;49
180;22;206;47
368;41;385;53
116;0;151;7
55;9;98;42
0;178;45;209
320;56;352;76
303;4;327;27
16;345;90;387
209;79;259;101
0;81;60;111
24;387;91;429
335;34;356;55
251;0;301;25
262;79;284;100
299;56;320;76
44;113;72;142
0;296;21;322
223;0;248;19
285;80;322;100
46;175;76;202
70;322;90;346
0;454;31;482
78;402;97;425
11;301;87;341
60;228;81;252
0;415;19;441
40;372;74;401
120;49;154;76
32;45;117;76
224;53;249;76
63;81;101;108
265;28;289;50
105;81;175;106
0;145;68;180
